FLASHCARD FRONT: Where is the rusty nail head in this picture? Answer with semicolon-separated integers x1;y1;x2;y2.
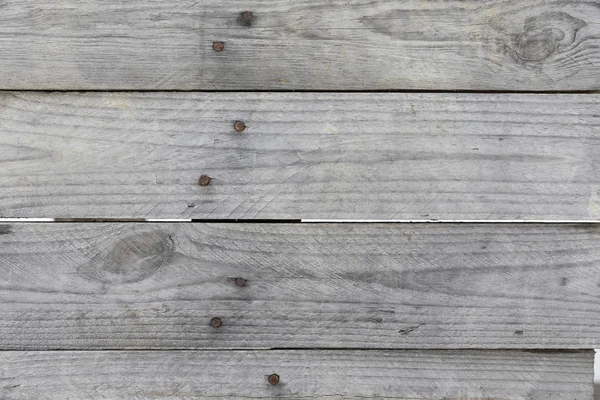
234;120;246;132
199;175;212;186
210;317;222;328
242;11;253;21
268;374;279;385
213;41;224;52
235;277;246;287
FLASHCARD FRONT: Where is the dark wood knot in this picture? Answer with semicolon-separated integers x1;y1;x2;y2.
513;12;586;63
78;230;173;284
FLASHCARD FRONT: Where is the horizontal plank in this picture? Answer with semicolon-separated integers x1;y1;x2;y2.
0;0;599;90
1;222;600;349
0;350;593;399
2;92;600;219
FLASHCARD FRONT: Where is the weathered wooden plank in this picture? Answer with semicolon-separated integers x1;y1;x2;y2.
0;0;599;90
7;2;598;89
1;222;600;349
0;350;593;399
2;92;600;220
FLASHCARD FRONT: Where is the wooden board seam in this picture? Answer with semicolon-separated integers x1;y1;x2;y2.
4;218;600;223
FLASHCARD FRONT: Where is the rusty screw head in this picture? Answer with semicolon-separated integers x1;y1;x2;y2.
199;174;212;186
212;41;224;52
268;374;280;385
210;317;222;328
242;11;253;22
234;120;246;132
235;277;246;287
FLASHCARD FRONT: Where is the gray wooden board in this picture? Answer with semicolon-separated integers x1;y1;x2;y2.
1;222;600;349
2;92;600;220
0;0;599;90
0;350;594;399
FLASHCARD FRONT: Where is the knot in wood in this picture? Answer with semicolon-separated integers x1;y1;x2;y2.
513;12;585;63
78;230;173;284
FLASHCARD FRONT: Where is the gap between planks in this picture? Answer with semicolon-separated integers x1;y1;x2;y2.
0;348;588;352
0;89;599;94
3;218;600;223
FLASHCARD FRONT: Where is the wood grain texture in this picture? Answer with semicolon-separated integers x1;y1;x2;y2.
1;222;600;349
0;0;599;90
2;92;600;220
0;350;594;400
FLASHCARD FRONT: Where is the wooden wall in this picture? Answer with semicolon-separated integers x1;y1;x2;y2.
0;0;598;398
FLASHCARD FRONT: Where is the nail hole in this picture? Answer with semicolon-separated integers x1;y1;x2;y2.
242;11;253;22
213;41;224;52
235;277;246;287
234;120;246;132
199;175;212;186
268;373;280;385
210;317;222;328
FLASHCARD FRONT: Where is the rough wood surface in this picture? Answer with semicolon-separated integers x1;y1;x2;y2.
2;92;600;220
0;0;599;90
1;222;600;349
0;350;593;399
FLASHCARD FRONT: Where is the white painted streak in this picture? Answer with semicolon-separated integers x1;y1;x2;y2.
0;218;55;222
301;219;600;223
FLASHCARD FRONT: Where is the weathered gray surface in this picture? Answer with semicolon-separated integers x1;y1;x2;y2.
2;92;600;220
1;222;599;349
0;350;593;399
0;0;599;90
